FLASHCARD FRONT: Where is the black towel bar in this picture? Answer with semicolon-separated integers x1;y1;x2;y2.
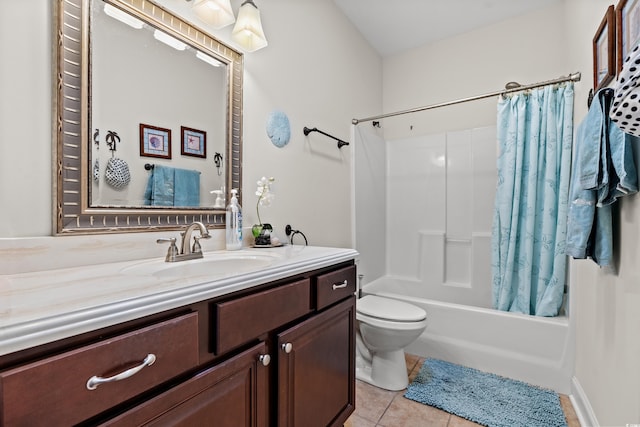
303;126;349;149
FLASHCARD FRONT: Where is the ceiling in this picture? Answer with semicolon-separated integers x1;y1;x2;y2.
333;0;564;57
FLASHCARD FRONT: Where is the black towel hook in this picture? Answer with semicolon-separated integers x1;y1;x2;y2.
303;126;349;149
106;130;120;153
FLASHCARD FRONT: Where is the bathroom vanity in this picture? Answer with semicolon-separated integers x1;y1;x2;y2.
0;246;357;426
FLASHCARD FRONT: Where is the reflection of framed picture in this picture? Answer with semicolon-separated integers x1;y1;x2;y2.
140;124;171;159
616;0;640;72
594;5;616;90
181;126;207;158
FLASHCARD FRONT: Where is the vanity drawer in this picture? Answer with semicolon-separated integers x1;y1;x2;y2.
0;312;199;427
316;265;357;310
214;279;312;354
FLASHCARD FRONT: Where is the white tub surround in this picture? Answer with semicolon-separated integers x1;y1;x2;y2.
0;245;358;356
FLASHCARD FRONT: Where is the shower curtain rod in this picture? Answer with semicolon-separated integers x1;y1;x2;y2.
351;71;581;125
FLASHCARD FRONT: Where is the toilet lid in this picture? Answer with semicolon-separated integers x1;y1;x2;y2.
357;295;426;322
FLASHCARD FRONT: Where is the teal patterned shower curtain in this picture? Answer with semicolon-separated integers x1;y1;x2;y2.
491;83;574;317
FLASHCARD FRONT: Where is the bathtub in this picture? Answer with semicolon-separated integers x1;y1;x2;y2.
361;276;574;394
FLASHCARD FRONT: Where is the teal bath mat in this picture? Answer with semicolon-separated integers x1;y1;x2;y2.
404;358;567;427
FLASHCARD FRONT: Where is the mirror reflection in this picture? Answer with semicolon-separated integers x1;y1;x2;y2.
54;0;243;234
91;1;226;208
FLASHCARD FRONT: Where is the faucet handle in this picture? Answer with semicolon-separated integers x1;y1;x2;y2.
192;236;203;254
157;237;178;262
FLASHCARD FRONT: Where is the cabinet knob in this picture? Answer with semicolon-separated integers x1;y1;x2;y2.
259;354;271;366
281;342;293;353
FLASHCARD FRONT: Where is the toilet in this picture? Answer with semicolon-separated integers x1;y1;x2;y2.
355;295;427;391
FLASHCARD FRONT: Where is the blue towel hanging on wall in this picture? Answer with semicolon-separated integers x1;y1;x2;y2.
144;165;201;207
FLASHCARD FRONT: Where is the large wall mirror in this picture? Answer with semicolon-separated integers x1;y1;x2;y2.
54;0;243;234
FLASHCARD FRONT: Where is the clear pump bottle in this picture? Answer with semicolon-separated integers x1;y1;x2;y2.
225;189;242;250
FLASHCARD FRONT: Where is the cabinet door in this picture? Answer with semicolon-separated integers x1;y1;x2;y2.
105;342;270;427
277;297;355;427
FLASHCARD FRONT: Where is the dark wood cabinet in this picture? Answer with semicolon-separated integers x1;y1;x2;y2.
0;261;356;426
277;297;356;427
0;313;199;426
104;342;269;427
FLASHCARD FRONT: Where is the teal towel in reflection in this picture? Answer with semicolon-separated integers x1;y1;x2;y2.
144;165;200;207
174;167;200;207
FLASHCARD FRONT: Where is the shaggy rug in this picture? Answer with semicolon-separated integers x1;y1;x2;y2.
404;358;567;427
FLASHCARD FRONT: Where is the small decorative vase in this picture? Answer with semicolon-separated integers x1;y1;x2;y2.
253;223;272;246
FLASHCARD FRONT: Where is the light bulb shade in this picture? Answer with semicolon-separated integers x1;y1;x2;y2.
231;0;268;52
104;3;144;29
153;29;187;51
196;51;223;67
192;0;235;29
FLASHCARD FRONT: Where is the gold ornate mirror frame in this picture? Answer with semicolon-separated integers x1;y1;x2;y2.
53;0;243;234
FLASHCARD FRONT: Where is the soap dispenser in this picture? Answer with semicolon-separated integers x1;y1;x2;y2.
211;190;225;209
225;189;242;250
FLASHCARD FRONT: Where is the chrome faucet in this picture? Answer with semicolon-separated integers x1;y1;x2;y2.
157;221;211;262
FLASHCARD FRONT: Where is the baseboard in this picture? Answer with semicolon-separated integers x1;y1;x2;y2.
571;376;599;427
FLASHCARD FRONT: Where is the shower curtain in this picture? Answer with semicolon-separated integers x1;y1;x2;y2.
491;83;574;317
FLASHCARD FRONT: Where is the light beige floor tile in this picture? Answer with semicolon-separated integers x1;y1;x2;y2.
404;352;421;374
408;356;426;383
447;414;483;426
378;394;450;427
354;379;397;423
343;413;378;427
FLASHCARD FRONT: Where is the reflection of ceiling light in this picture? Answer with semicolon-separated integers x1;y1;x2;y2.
232;0;268;52
191;0;235;29
153;30;187;51
196;51;223;67
104;3;144;29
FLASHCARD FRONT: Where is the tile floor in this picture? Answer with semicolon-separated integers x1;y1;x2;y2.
344;354;581;427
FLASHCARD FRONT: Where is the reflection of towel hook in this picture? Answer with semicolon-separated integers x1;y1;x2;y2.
93;129;100;149
106;130;120;156
214;152;223;176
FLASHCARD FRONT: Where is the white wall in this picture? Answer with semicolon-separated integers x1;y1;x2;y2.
0;0;52;237
381;3;569;140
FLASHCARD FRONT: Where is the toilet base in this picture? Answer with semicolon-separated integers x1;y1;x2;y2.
356;347;409;391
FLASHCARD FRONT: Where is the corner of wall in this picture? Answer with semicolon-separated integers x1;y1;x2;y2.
571;376;600;427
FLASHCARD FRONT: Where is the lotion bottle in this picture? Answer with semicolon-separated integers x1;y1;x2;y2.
225;189;242;250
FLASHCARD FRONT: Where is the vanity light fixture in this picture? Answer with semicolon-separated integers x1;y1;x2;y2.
231;0;268;52
153;29;188;51
196;51;223;67
104;3;144;29
190;0;235;29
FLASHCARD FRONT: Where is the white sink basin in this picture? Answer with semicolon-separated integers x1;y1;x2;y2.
121;250;280;279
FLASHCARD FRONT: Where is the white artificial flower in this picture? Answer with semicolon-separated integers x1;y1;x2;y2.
255;176;275;225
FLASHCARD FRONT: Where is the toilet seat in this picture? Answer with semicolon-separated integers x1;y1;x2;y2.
357;295;426;322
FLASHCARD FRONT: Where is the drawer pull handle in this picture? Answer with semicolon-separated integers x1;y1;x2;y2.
86;353;156;390
332;280;348;290
259;354;271;366
282;342;293;353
